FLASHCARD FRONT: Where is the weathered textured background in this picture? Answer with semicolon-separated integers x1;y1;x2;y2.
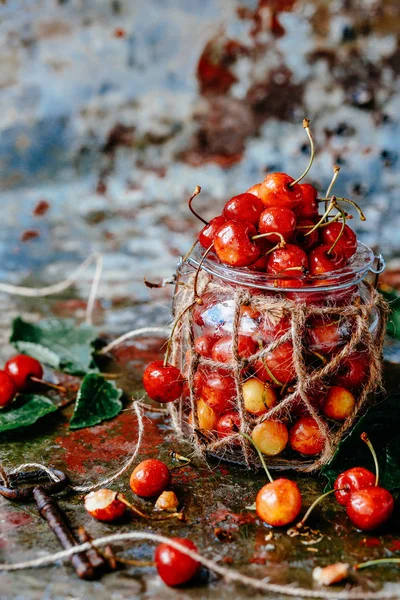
1;1;400;598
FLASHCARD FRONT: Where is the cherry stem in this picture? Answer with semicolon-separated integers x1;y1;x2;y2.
188;185;208;225
327;202;347;255
164;302;196;367
318;197;366;221
117;494;184;522
361;432;379;486
169;452;192;470
354;558;400;571
310;350;328;365
29;376;67;394
252;232;286;247
182;239;199;263
289;119;315;187
296;488;344;530
325;165;341;214
116;557;155;567
296;213;352;230
193;242;214;300
257;341;283;387
240;432;274;483
304;199;336;237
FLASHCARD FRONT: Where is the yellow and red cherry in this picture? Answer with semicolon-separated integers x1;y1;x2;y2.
143;360;185;403
252;420;288;456
256;478;302;527
258;206;297;243
201;369;236;413
334;467;375;506
308;244;347;275
189;398;218;431
255;341;296;385
289;417;325;456
0;370;17;407
296;183;318;218
223;192;264;225
217;411;241;440
266;243;308;275
84;488;127;522
258;173;303;210
242;378;277;415
5;354;43;392
292;217;320;251
322;386;355;421
332;352;368;390
129;459;171;498
214;220;261;267
155;538;200;587
198;215;226;249
321;222;357;259
211;334;258;363
346;487;394;531
246;182;261;197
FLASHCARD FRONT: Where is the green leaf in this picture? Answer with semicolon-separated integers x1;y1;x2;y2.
0;395;57;433
321;393;400;491
380;288;400;340
10;317;98;375
69;373;123;430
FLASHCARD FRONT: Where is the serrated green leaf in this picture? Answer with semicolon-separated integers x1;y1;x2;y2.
0;395;57;433
321;393;400;491
69;373;123;430
10;317;98;375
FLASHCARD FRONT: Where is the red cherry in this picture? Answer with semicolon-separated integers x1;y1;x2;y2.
292;218;320;251
307;317;350;355
198;215;226;249
321;223;357;259
248;255;268;271
223;192;264;225
130;459;171;498
334;467;376;506
266;244;308;276
258;173;303;210
346;487;394;531
256;478;302;526
155;538;200;587
308;244;347;275
254;341;296;385
194;335;220;358
143;361;184;403
296;183;318;218
332;352;368;390
217;411;241;439
211;335;258;363
0;370;17;407
289;417;325;456
259;315;290;343
5;354;43;392
201;369;236;414
258;206;297;243
214;220;261;267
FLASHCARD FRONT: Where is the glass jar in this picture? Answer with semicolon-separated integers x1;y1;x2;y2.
169;243;386;471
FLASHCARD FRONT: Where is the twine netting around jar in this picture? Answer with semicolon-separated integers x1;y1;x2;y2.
168;270;389;472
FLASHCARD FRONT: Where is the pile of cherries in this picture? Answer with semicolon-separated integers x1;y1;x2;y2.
142;120;368;461
0;354;54;407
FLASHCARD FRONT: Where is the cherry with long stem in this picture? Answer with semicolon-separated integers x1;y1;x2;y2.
288;119;315;188
188;185;208;225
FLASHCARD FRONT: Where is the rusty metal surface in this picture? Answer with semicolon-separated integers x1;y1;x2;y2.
1;0;400;597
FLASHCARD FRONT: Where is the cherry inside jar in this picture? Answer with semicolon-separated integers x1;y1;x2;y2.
170;242;386;471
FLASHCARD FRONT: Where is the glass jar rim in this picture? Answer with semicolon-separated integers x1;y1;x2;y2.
186;242;380;292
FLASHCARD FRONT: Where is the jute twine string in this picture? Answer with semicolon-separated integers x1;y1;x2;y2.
0;532;397;600
169;271;389;471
